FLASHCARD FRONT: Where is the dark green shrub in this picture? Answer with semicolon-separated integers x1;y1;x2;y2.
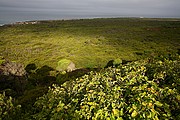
26;65;56;86
25;64;37;74
105;58;122;68
56;68;90;84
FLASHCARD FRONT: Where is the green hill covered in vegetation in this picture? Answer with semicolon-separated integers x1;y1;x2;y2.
0;18;180;119
0;18;179;68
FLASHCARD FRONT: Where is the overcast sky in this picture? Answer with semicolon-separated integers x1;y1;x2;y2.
0;0;180;24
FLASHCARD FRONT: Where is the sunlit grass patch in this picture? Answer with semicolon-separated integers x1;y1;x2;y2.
0;18;179;68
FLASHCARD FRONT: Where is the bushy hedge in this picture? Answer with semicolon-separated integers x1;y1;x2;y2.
33;55;180;120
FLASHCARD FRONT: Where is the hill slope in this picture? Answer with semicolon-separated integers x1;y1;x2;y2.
0;18;179;68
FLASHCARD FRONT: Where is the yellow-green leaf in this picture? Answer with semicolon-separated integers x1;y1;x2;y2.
155;101;163;107
117;117;123;120
112;109;119;117
131;110;138;118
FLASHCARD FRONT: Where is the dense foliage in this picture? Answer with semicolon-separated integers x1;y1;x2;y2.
33;55;180;120
0;18;180;119
0;93;21;120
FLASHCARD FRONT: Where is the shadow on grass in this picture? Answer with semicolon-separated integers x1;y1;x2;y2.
0;74;27;97
56;68;96;84
25;64;56;87
25;63;97;86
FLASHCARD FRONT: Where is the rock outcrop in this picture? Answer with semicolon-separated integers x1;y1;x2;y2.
0;60;26;76
67;62;76;72
0;59;27;95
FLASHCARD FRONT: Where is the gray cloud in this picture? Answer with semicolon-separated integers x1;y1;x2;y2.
0;0;180;23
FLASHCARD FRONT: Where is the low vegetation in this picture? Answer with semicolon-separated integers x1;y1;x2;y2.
0;18;179;68
33;54;180;120
1;54;180;119
0;18;180;119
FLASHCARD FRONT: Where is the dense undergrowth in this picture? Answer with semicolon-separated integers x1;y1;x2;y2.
0;53;180;120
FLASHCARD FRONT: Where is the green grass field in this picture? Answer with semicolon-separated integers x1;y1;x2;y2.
0;18;180;68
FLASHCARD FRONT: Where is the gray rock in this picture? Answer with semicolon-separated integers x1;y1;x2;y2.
67;62;76;72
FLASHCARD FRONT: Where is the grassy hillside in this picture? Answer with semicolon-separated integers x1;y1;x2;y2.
0;18;180;119
0;18;180;68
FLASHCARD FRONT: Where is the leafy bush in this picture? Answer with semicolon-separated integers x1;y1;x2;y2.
26;64;56;86
34;55;180;120
105;58;123;68
0;93;21;120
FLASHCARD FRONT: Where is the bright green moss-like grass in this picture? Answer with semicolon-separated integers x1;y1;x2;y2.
56;59;72;71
